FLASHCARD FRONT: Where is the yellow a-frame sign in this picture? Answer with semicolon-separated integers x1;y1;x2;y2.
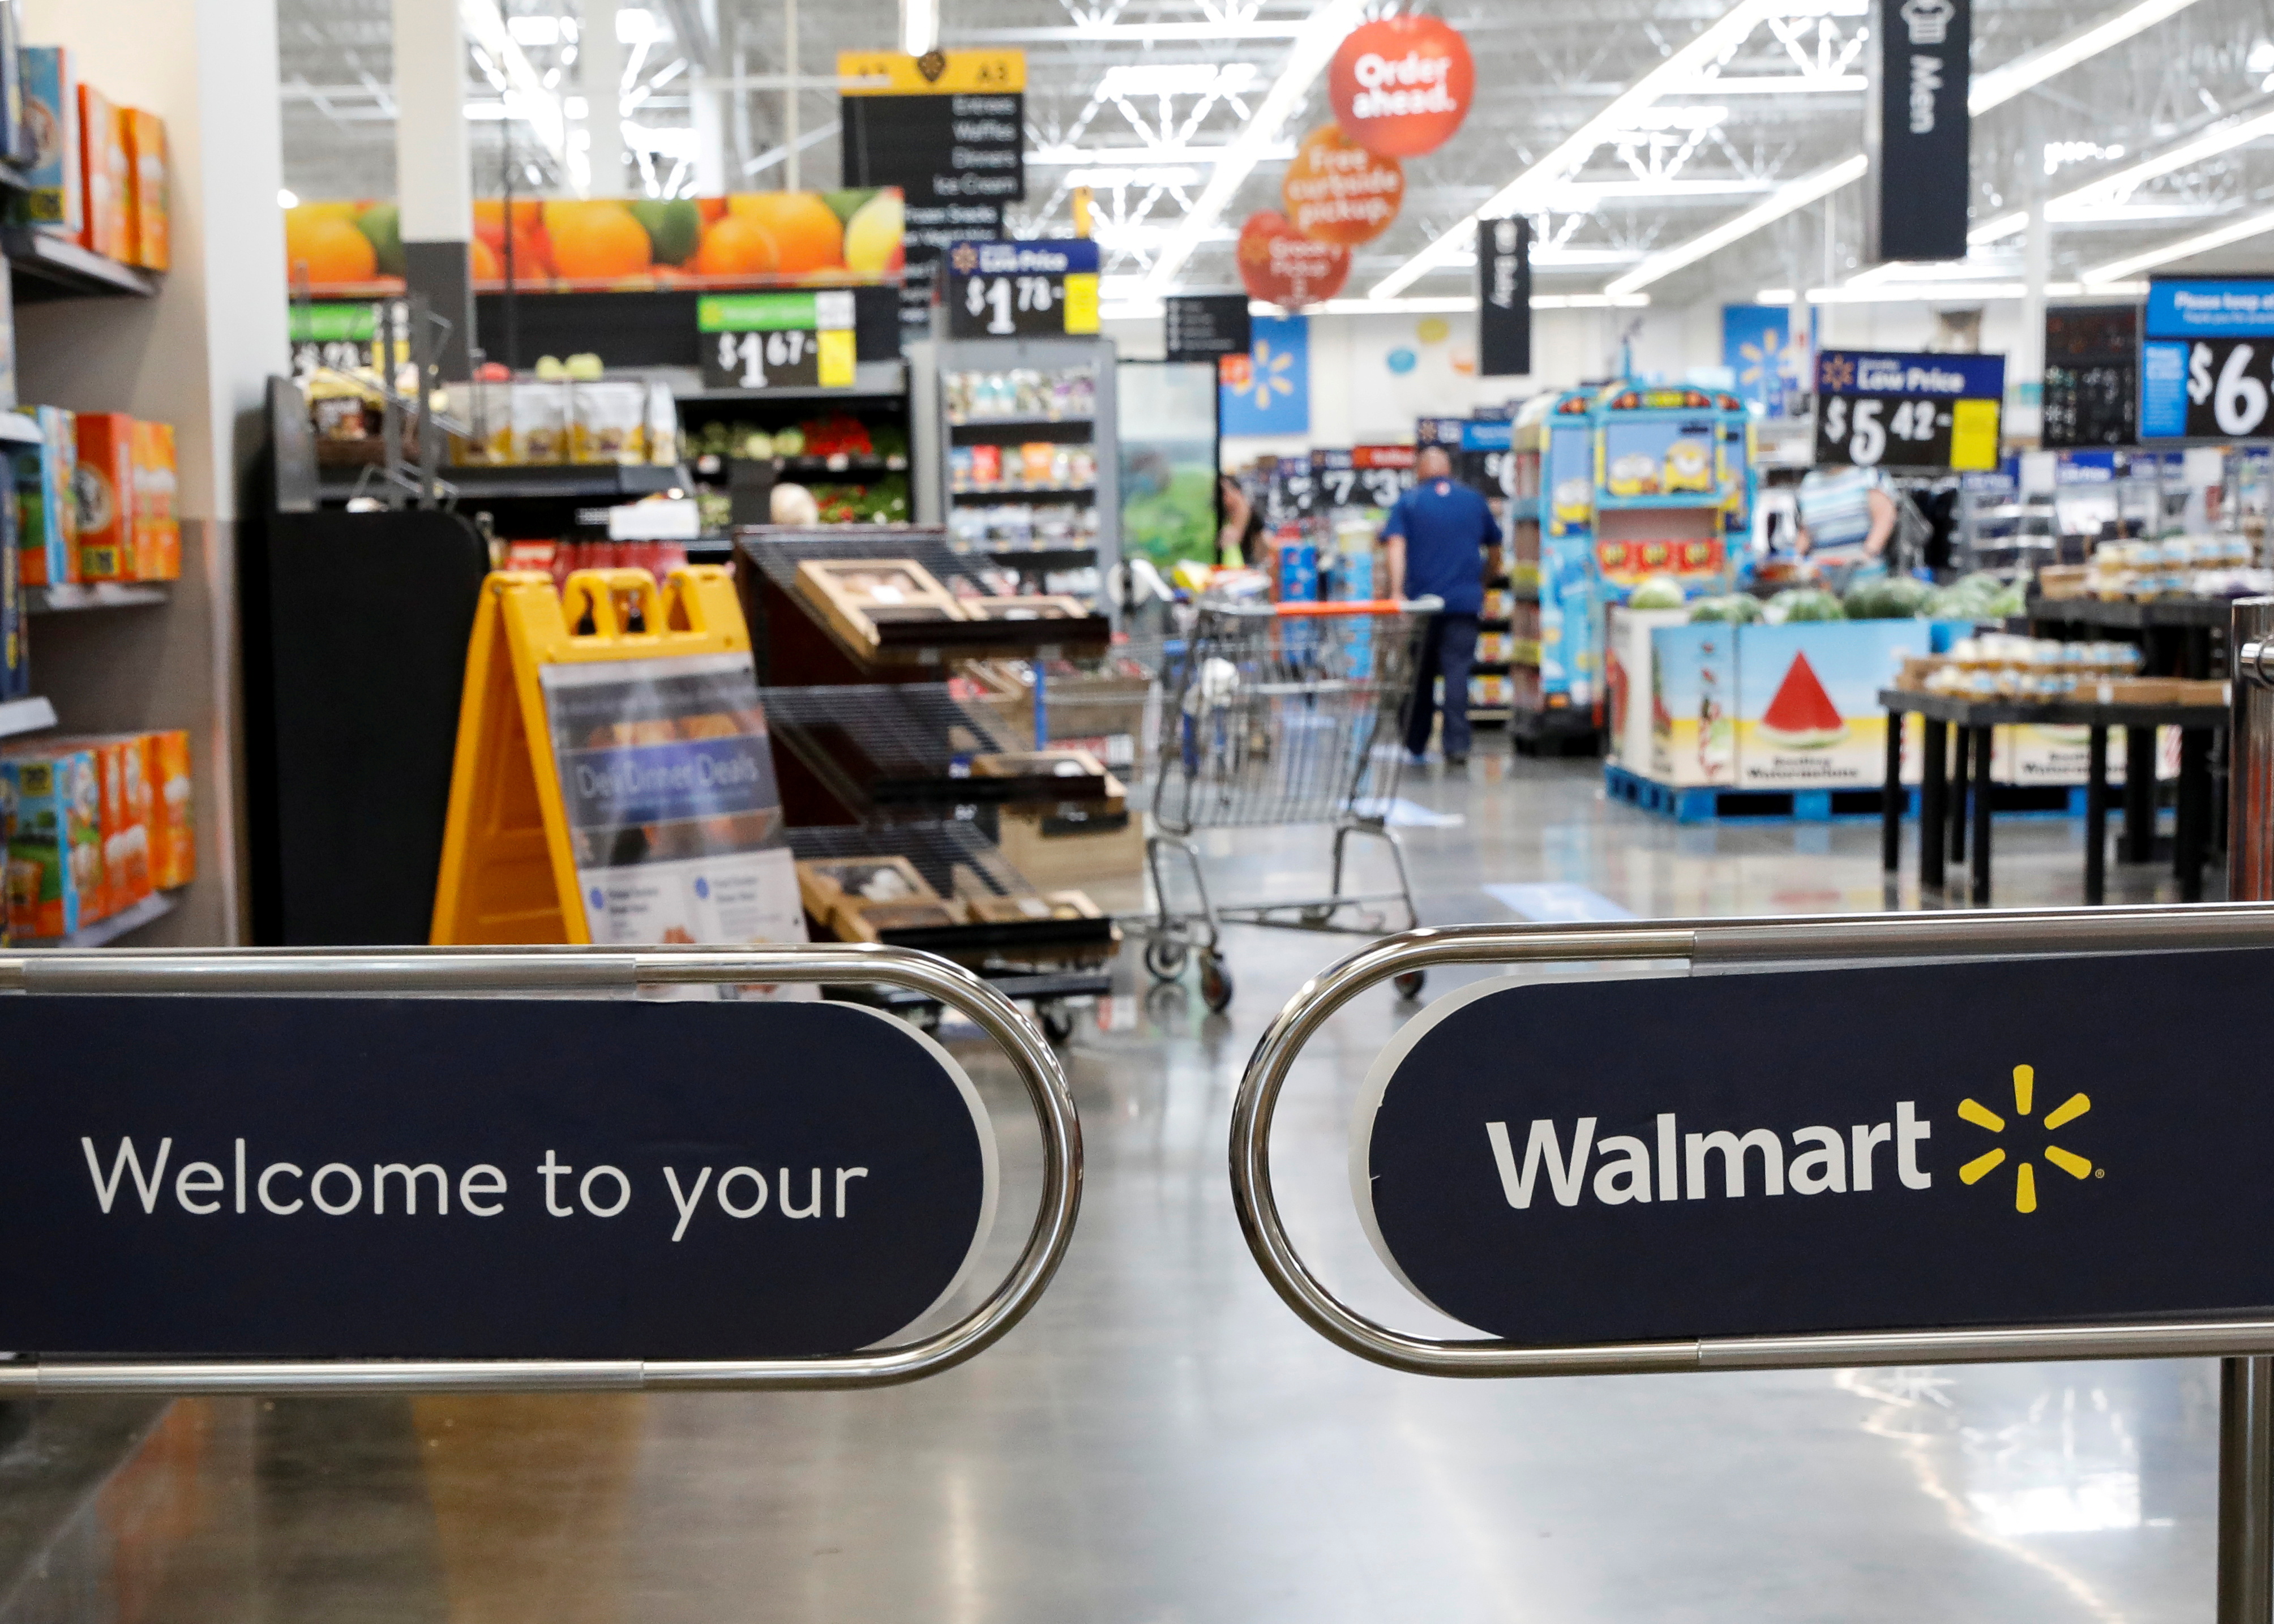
431;565;755;945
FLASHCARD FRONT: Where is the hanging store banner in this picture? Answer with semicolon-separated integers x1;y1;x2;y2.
1164;293;1253;363
1723;304;1796;418
1813;348;2004;470
1219;312;1311;436
838;51;1026;207
697;290;858;391
1235;211;1351;308
1327;14;1475;158
2139;278;2274;440
0;993;997;1360
1865;0;1970;263
943;239;1101;338
1282;124;1404;246
1476;217;1531;378
1356;949;2274;1346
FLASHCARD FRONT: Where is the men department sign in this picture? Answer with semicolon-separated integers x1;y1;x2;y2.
1350;950;2241;1348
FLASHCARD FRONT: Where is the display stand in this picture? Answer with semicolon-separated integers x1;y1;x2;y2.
1506;389;1604;754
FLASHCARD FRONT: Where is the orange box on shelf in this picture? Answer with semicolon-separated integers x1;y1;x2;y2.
142;729;194;891
121;108;167;270
129;419;178;580
51;734;151;919
72;412;134;582
76;83;129;261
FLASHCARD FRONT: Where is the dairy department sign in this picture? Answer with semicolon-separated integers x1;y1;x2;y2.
0;995;998;1361
1350;950;2254;1347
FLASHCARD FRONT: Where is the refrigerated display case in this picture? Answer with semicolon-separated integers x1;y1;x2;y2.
1116;358;1219;572
909;336;1121;606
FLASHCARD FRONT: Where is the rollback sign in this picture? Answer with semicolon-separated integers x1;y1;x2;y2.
1355;952;2274;1347
1814;348;2003;470
1866;0;1969;263
0;995;997;1360
2139;278;2274;441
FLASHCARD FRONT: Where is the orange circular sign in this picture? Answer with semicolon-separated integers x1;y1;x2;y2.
1236;211;1351;307
1281;124;1404;246
1328;15;1474;158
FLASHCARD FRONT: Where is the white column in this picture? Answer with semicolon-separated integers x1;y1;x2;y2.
392;0;475;378
691;0;726;192
2014;116;2050;445
580;0;628;196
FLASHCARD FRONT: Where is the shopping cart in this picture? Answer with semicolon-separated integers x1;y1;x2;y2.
1136;597;1440;1011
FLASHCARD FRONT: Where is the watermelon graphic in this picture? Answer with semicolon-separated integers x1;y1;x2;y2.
1758;650;1847;748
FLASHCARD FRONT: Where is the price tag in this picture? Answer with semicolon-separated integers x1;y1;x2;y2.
1813;350;2005;472
697;290;857;392
944;240;1101;340
2140;279;2274;440
289;301;383;378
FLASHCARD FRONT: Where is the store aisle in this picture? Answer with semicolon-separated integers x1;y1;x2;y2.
66;758;2220;1623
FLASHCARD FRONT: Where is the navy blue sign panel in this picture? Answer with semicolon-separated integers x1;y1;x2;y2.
1356;951;2274;1347
2140;277;2274;440
1866;0;1969;262
944;238;1100;338
0;996;996;1360
1814;349;2005;471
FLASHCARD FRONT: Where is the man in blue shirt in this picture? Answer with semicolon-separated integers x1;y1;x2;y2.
1382;446;1502;765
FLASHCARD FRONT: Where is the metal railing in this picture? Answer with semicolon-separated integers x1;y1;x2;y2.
0;942;1082;1396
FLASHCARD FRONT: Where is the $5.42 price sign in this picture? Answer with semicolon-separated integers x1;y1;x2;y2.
1813;350;2005;473
944;239;1100;340
697;290;857;392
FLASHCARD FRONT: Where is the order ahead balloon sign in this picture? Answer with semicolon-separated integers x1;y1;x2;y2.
0;996;997;1360
1353;952;2274;1347
1329;15;1474;159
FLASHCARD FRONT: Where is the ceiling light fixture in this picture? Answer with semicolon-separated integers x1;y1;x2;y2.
1761;279;2149;302
1585;0;2208;295
1972;104;2274;245
901;0;941;58
2083;207;2274;282
1605;155;1866;295
1141;0;1368;296
1371;0;1787;299
457;0;567;160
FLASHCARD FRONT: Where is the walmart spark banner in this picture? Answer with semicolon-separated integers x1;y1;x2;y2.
1356;949;2273;1344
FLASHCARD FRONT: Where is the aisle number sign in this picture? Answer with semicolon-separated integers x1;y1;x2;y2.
698;290;857;391
944;240;1100;339
2140;278;2274;440
1813;349;2003;472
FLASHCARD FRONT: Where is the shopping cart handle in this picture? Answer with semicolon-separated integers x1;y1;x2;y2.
1270;596;1444;618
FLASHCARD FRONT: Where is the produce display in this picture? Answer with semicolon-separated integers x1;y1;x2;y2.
283;189;906;295
2080;535;2269;601
1904;636;2162;704
1840;576;1935;620
687;413;908;464
1924;572;2027;620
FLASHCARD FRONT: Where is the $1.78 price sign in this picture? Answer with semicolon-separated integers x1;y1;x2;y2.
697;290;857;392
1812;350;2005;472
944;240;1100;340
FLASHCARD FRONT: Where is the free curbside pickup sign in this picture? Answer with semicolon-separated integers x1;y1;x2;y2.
1354;951;2272;1347
0;996;997;1360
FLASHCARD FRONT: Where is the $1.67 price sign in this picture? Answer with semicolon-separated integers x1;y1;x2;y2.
697;290;857;392
1812;350;2005;472
944;239;1100;340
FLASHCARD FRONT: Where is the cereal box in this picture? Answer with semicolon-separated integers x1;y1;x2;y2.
121;107;166;270
0;481;22;701
52;734;149;918
72;411;133;581
1;746;101;939
15;48;80;235
14;405;76;588
143;729;194;890
78;82;129;261
129;419;177;580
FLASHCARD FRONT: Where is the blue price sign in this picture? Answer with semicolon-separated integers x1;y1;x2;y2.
2140;278;2274;440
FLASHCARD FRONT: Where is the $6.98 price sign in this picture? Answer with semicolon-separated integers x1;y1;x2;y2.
2183;340;2273;438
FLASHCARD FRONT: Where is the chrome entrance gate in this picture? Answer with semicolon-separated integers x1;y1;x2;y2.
0;943;1082;1395
1232;903;2274;1621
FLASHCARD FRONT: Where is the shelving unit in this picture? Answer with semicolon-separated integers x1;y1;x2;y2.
20;891;175;949
25;582;170;612
1504;389;1604;755
0;696;59;739
316;461;684;505
2;227;161;301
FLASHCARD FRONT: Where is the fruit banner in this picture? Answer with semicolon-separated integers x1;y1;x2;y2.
284;190;906;298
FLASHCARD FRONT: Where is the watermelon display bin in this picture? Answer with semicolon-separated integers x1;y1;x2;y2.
1612;616;1975;797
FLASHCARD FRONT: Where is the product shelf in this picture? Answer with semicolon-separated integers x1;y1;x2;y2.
316;461;685;504
20;890;175;949
24;582;169;613
950;485;1097;502
1;229;160;301
0;696;58;740
959;545;1099;574
673;361;908;401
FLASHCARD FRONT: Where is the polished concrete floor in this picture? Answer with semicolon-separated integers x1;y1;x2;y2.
1;754;2228;1622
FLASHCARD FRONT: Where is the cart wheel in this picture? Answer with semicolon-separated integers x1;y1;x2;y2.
1393;970;1427;1001
1038;1002;1075;1045
1144;938;1188;980
1200;954;1234;1013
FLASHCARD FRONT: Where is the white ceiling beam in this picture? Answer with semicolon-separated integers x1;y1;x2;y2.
1140;0;1369;297
2084;205;2274;283
458;0;567;161
1370;0;1787;299
1972;104;2274;245
1591;0;2209;296
1605;155;1864;294
952;23;1305;41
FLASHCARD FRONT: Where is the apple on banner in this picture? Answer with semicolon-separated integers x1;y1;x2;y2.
1329;15;1474;158
1237;211;1352;307
1282;124;1404;246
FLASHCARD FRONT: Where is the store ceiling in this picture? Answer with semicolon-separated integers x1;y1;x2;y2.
275;0;2274;307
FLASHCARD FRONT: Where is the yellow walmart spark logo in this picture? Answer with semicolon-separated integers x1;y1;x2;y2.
1958;1065;2094;1214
